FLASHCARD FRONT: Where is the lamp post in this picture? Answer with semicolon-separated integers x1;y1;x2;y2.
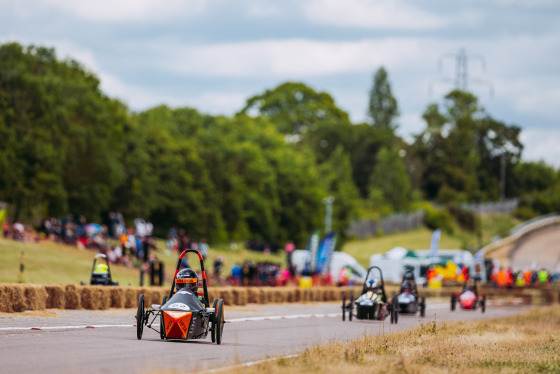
323;196;334;233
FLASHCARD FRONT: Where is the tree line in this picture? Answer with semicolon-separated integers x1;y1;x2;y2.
1;43;558;246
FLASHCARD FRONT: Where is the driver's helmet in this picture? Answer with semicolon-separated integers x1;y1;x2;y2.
175;268;199;293
93;263;109;275
367;278;379;291
401;281;413;292
403;272;414;281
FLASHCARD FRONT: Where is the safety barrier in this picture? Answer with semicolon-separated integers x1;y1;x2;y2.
1;283;557;313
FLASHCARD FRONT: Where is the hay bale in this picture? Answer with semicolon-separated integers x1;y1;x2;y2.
65;285;81;309
80;287;100;310
219;288;234;305
24;285;48;311
232;288;247;305
45;285;66;309
0;284;21;312
246;288;259;304
123;287;137;308
109;288;124;308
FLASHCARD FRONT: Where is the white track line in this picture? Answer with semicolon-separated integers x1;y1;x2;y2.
0;313;342;331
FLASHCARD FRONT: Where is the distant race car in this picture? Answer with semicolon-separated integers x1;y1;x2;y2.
341;265;398;324
451;279;486;312
89;253;118;286
395;270;426;317
136;249;225;344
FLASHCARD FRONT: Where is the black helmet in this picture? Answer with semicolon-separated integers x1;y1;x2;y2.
175;268;198;293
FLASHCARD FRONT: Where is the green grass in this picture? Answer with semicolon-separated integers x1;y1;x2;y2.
0;237;285;286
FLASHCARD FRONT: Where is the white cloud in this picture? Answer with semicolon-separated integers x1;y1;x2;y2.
300;0;454;30
520;127;560;168
39;0;206;22
159;38;427;78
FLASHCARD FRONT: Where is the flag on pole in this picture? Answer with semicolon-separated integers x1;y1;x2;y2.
430;229;441;261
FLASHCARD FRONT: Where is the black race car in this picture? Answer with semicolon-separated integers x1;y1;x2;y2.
136;249;225;344
341;266;398;324
394;270;426;317
89;253;118;286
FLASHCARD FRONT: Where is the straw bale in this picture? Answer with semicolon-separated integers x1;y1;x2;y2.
232;288;247;305
24;284;48;310
246;288;259;304
109;287;124;308
64;284;81;309
0;284;24;312
219;288;234;305
123;287;137;308
45;285;66;309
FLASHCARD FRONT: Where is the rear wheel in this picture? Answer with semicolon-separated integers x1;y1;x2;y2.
420;296;426;317
216;299;225;345
160;295;168;340
481;295;486;313
342;293;346;321
211;298;218;342
451;294;456;311
392;297;399;324
136;294;145;340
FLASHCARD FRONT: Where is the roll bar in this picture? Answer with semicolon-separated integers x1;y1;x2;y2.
168;249;209;306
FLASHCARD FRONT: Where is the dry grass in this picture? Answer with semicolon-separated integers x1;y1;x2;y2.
223;305;560;374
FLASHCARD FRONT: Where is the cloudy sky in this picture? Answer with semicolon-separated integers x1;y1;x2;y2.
2;0;559;167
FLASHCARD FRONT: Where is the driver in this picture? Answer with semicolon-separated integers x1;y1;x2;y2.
175;268;205;304
367;278;380;292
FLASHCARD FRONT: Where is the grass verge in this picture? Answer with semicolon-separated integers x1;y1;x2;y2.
221;305;560;374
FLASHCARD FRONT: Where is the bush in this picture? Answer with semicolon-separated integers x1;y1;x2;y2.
447;205;476;232
424;204;454;234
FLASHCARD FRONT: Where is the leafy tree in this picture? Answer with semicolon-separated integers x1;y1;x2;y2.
239;82;350;137
368;67;399;131
412;90;523;202
367;146;411;213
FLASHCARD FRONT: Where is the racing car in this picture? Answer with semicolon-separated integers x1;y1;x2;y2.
89;253;118;286
136;248;225;344
341;265;398;324
450;278;486;312
394;270;426;317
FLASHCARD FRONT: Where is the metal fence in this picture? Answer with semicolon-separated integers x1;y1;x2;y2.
461;199;519;214
346;210;425;239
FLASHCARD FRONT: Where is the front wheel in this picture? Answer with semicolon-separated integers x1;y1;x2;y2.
136;294;145;340
481;295;486;313
392;297;399;324
348;293;354;321
342;293;346;321
216;299;225;345
211;298;218;342
420;296;426;317
160;294;168;340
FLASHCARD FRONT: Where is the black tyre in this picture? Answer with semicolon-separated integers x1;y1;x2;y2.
136;294;145;340
160;294;168;340
216;299;225;345
420;296;426;317
342;293;346;321
348;293;354;321
211;298;218;342
451;295;456;311
481;295;486;313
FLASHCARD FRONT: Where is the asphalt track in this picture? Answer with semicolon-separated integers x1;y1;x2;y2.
0;301;530;374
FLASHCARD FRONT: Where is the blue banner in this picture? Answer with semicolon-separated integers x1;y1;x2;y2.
316;232;337;275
